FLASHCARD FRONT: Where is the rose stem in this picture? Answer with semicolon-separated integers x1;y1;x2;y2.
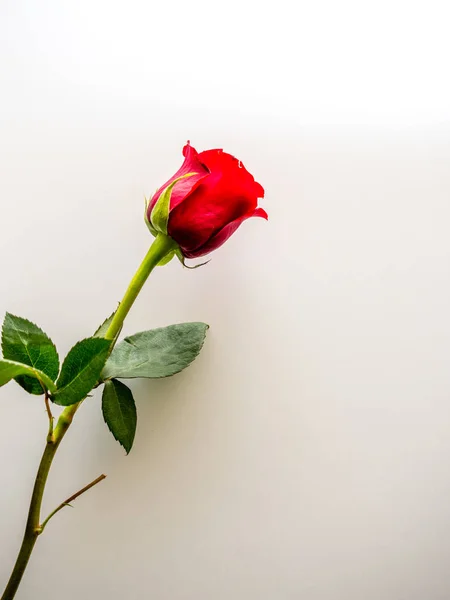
1;233;177;600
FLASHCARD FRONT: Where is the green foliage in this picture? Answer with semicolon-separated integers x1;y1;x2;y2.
0;311;208;416
93;311;122;343
1;313;59;395
102;379;137;454
102;322;208;380
52;338;111;406
94;313;115;338
0;359;57;393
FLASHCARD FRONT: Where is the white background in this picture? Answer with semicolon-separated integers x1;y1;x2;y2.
1;1;450;598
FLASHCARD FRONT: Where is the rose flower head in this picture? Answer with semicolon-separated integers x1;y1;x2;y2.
146;142;267;260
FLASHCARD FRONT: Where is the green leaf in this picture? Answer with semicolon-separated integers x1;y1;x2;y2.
1;313;59;395
93;312;122;343
102;322;208;381
94;313;113;338
52;337;111;406
102;379;137;454
0;359;57;393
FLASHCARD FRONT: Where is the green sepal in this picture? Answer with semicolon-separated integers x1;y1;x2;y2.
157;250;176;266
1;313;59;395
144;195;158;237
175;248;210;269
102;379;137;454
150;173;197;235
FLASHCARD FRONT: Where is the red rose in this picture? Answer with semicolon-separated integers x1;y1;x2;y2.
147;142;267;259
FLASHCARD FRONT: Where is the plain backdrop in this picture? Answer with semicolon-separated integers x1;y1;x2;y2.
1;1;450;599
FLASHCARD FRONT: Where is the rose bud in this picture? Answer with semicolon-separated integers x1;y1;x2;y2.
146;142;267;260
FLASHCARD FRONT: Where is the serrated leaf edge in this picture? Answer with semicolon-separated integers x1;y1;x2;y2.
101;322;209;381
53;337;112;404
102;379;137;455
1;312;60;379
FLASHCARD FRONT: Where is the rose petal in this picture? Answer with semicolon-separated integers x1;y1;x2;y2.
168;149;265;251
199;149;265;199
147;143;209;217
182;207;267;259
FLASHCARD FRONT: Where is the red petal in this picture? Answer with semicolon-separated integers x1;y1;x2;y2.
147;143;209;217
181;207;267;259
253;207;268;220
198;149;264;198
168;149;265;252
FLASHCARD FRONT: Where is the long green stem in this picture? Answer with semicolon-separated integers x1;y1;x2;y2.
104;233;177;341
1;233;177;600
1;405;78;600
